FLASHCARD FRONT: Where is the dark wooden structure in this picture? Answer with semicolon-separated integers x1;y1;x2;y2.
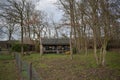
0;38;119;53
0;41;13;50
0;41;9;49
42;38;70;53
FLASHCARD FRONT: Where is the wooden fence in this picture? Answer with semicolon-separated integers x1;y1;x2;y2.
15;53;40;80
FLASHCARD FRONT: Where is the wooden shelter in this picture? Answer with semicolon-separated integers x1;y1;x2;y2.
42;38;70;53
23;37;70;53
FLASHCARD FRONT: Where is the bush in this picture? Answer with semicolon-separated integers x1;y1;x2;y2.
12;44;20;52
12;44;28;52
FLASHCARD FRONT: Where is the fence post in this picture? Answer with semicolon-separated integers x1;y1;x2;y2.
29;62;32;80
20;60;22;72
15;53;22;80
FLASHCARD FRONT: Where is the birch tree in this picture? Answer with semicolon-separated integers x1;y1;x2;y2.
59;0;75;59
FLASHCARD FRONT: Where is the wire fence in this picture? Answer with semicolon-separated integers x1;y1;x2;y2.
15;53;41;80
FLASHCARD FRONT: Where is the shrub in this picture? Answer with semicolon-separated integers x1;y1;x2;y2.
12;44;28;52
12;44;21;52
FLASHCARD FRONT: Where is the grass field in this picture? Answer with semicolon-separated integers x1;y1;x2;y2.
0;54;18;80
22;51;120;80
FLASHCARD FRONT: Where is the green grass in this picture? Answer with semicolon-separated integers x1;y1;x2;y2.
22;51;120;80
0;54;14;60
22;51;120;69
106;51;120;69
0;54;17;80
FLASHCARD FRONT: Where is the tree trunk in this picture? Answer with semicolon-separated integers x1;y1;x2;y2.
8;32;12;54
102;41;107;66
68;0;75;60
99;47;103;65
102;47;106;66
21;25;24;55
85;40;88;55
39;36;43;56
70;31;73;60
93;35;99;65
21;16;24;55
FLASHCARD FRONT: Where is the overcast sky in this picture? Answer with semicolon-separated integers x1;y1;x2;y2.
35;0;63;22
0;0;64;40
0;0;63;22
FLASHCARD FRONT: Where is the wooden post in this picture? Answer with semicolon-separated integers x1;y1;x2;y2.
29;62;32;80
20;60;22;72
19;60;22;80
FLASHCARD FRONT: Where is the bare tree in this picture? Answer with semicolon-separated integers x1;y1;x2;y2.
29;11;47;56
58;0;118;65
0;18;5;39
59;0;78;59
0;0;38;55
2;0;26;55
83;0;118;66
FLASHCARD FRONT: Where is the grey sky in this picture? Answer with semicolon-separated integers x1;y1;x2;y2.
0;0;63;22
36;0;63;22
0;0;64;40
